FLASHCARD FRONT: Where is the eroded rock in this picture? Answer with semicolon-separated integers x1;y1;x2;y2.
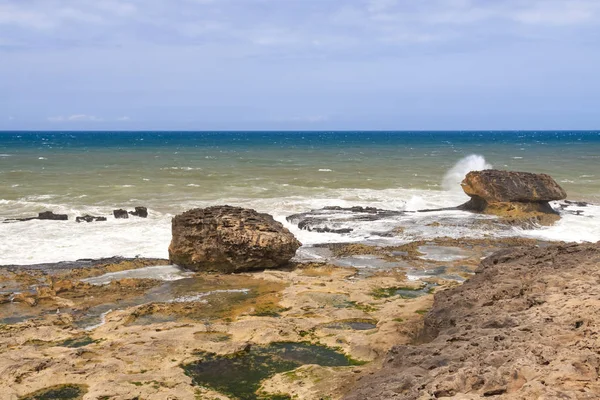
459;170;567;224
169;206;301;272
344;242;600;399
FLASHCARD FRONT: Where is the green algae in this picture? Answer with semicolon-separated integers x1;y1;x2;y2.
19;384;87;400
320;319;377;331
371;283;436;299
182;342;356;400
57;335;97;348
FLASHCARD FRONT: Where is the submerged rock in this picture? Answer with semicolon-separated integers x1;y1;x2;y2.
287;206;404;236
129;206;148;218
76;215;107;223
3;210;69;223
459;169;566;224
38;211;69;221
169;205;301;272
113;209;129;219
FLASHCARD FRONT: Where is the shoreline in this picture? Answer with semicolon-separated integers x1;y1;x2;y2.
0;236;569;399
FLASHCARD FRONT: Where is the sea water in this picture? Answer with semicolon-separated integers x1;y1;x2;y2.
1;131;599;264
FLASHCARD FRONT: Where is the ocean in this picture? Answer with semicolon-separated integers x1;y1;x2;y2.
1;131;599;265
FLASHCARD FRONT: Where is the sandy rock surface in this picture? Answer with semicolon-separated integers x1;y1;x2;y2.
344;242;600;400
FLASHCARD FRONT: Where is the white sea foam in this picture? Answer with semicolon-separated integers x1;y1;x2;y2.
318;169;333;172
81;265;193;285
1;155;598;265
84;309;113;331
169;289;250;303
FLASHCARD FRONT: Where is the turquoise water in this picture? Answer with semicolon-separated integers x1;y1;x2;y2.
1;131;599;206
1;131;599;264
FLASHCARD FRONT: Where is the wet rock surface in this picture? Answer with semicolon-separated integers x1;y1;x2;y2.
129;206;148;218
75;215;107;223
112;209;129;219
37;211;69;221
287;206;405;236
459;170;567;224
344;242;600;400
169;206;301;272
4;211;69;223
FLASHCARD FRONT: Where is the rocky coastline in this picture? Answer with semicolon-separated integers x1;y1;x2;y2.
1;170;598;399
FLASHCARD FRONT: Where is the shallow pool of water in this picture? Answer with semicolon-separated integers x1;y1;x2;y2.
183;342;357;400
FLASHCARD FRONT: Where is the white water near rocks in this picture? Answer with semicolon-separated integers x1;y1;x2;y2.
1;155;599;265
81;265;193;285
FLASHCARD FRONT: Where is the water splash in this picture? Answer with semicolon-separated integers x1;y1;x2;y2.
442;155;492;192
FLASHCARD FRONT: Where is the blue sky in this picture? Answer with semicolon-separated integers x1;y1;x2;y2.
1;0;599;130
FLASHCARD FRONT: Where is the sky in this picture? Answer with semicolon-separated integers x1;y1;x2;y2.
1;0;599;130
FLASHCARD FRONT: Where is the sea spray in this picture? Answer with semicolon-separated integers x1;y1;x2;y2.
442;155;492;193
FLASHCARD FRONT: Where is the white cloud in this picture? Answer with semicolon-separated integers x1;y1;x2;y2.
48;114;103;122
0;4;56;30
1;0;598;56
511;1;599;26
117;116;131;121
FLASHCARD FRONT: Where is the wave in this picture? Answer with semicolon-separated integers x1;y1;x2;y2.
1;155;598;265
441;154;492;192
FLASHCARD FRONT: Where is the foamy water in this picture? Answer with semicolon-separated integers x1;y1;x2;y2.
1;131;599;265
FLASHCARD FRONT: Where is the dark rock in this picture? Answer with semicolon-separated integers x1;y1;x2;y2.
129;206;148;218
297;218;354;234
564;200;589;207
287;206;404;236
3;211;68;223
113;209;129;219
76;215;107;223
37;211;68;221
169;205;301;273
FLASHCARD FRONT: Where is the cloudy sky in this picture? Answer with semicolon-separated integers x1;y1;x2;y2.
1;0;599;130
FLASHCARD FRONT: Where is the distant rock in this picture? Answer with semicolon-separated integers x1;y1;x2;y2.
458;170;566;224
76;215;107;223
169;205;301;273
113;209;129;219
37;211;68;221
129;206;148;218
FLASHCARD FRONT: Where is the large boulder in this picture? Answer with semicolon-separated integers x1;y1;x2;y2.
169;206;301;273
459;170;566;224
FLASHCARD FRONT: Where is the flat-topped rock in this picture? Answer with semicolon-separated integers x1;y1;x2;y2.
169;206;301;272
461;169;567;203
459;170;567;224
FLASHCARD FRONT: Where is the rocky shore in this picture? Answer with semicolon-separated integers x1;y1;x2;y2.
1;170;598;399
345;241;600;399
0;235;569;400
